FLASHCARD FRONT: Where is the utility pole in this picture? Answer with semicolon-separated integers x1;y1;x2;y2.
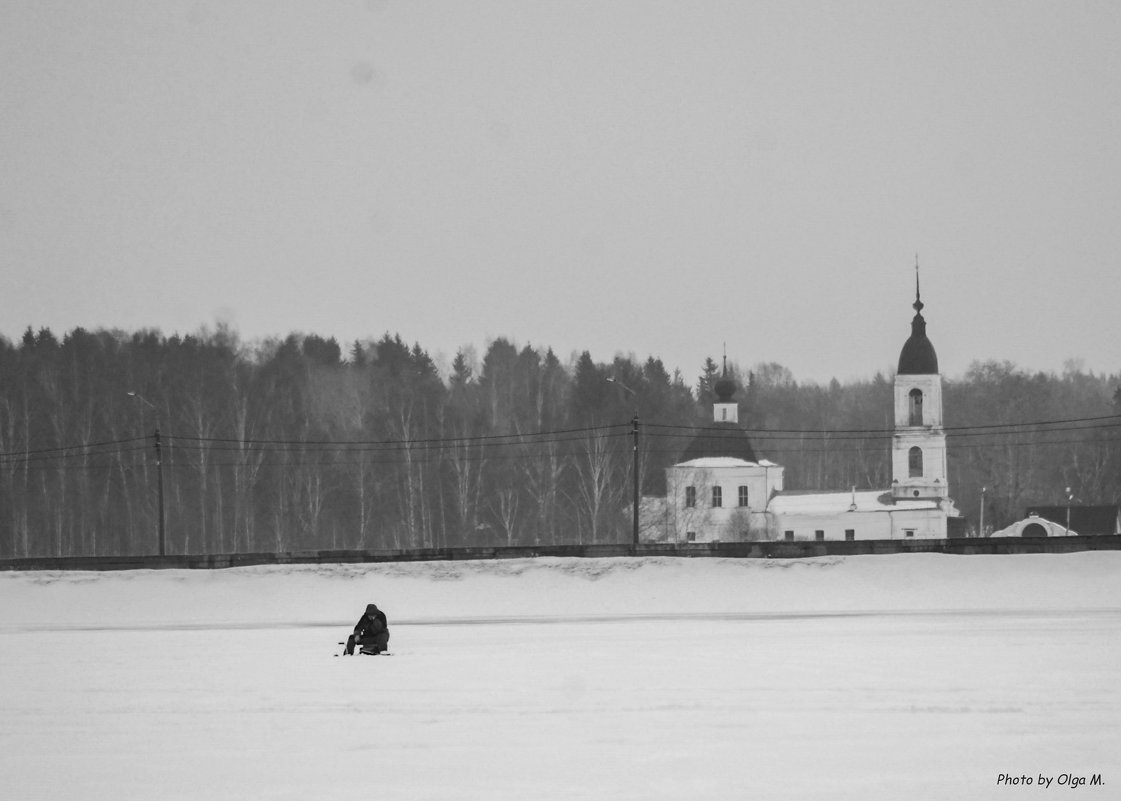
129;392;166;556
608;378;641;551
631;413;640;549
154;427;165;556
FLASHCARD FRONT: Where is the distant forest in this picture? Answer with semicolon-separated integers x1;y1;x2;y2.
1;325;1118;557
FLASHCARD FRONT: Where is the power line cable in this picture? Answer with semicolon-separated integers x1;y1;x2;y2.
643;413;1121;437
176;422;629;448
3;414;1119;468
0;436;149;460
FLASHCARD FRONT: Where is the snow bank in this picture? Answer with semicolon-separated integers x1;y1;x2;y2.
3;551;1118;630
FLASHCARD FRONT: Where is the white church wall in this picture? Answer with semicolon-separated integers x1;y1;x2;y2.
894;375;943;428
767;506;947;542
770;511;893;542
891;435;949;496
891;371;950;502
888;508;948;539
664;461;782;543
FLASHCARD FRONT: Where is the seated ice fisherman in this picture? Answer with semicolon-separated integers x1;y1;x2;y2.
345;603;390;655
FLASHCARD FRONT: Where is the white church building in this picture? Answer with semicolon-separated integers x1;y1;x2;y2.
660;277;960;543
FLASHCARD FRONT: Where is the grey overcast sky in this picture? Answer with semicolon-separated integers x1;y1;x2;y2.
2;1;1119;383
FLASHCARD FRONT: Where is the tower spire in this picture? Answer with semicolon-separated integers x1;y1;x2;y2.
913;254;924;313
712;344;738;423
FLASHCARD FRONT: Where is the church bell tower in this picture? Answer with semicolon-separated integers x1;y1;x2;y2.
892;264;949;502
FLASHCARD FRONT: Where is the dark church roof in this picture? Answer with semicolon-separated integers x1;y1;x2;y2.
679;424;758;463
679;356;759;463
897;271;939;375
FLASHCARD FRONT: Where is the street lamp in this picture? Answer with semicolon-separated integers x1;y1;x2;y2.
128;392;166;557
979;486;986;538
607;377;640;550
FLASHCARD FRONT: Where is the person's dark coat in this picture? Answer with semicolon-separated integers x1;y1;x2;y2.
347;603;389;653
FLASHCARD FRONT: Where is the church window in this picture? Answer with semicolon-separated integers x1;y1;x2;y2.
738;486;749;507
685;486;696;508
908;389;924;426
908;446;923;478
712;486;723;507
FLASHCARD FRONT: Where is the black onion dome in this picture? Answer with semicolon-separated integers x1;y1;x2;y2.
897;312;939;374
897;276;939;375
714;353;737;402
714;375;736;402
679;424;758;463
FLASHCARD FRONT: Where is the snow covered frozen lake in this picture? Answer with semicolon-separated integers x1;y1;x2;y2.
2;553;1119;800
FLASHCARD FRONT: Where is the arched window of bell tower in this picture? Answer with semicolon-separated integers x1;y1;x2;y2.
908;388;923;426
908;446;923;478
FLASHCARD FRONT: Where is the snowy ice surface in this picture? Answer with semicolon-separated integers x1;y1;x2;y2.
2;553;1119;800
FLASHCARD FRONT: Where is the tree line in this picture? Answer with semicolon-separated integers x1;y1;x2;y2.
1;325;1118;557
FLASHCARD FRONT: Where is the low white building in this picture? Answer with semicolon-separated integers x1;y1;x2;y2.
659;273;960;543
989;514;1076;538
768;490;950;541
